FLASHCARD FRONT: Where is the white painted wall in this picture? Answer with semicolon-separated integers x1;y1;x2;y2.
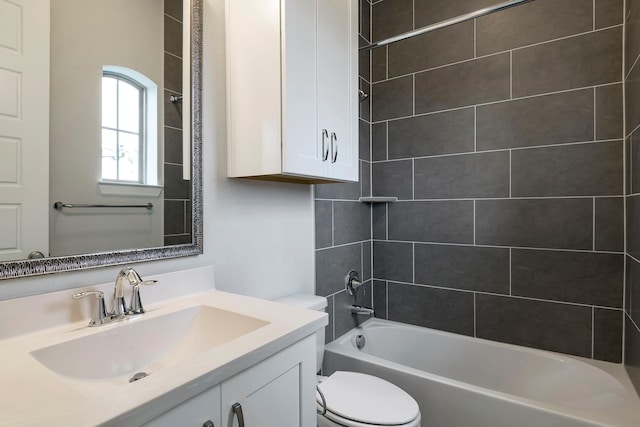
49;0;164;256
0;0;315;301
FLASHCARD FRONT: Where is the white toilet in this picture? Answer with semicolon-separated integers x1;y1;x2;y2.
276;294;421;427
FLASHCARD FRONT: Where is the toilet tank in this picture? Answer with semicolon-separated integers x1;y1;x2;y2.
274;294;327;373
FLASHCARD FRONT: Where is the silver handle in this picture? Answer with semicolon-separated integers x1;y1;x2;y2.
331;132;338;163
27;251;45;259
72;291;109;326
128;280;157;315
203;421;215;427
232;402;245;427
321;129;329;161
72;290;104;300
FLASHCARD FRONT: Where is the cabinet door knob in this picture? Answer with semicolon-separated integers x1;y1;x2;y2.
331;132;338;163
232;402;245;427
203;421;215;427
321;129;329;161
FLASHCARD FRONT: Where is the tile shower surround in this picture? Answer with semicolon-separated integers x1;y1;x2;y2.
315;0;631;364
164;0;192;246
625;0;640;394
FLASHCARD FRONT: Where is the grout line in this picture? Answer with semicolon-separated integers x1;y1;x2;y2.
623;254;627;364
626;53;640;81
373;24;623;86
473;200;476;245
509;150;512;198
316;240;371;251
368;139;624;162
623;0;629;363
361;242;364;281
509;248;512;295
374;239;625;255
629;311;640;334
369;1;373;44
413;0;415;30
631;141;634;195
510;50;513;99
332;295;336;341
373;278;627;311
474;106;477;152
331;201;335;247
474;293;477;337
594;88;597;140
385;281;389;319
593;198;596;251
385;202;389;239
592;307;595;359
164;51;183;61
385;121;389;160
164;88;182;96
370;83;623;125
593;0;596;31
411;159;415;200
412;243;416;284
474;19;477;58
626;253;640;266
385;46;389;80
412;75;416;116
164;13;183;24
378;195;624;201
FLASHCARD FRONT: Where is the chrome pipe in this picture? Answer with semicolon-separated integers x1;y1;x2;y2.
360;0;536;51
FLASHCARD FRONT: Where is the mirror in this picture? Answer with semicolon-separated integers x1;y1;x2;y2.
0;0;203;279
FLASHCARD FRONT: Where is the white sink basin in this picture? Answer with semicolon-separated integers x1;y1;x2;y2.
30;305;269;381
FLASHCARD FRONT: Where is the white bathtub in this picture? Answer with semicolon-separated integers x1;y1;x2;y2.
323;318;640;427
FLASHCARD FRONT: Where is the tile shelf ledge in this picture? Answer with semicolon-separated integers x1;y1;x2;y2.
358;197;399;203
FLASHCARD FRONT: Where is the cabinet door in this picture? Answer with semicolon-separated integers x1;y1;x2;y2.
221;336;316;427
281;0;326;179
143;384;221;427
317;0;358;182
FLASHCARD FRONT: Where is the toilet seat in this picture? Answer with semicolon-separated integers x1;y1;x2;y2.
317;371;421;426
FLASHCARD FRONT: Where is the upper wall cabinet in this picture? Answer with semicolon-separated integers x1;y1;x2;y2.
226;0;359;183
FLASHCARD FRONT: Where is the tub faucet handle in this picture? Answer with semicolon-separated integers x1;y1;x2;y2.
345;270;362;296
351;305;375;316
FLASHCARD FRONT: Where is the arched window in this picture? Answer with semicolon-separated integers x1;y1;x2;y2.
101;72;146;183
100;66;159;188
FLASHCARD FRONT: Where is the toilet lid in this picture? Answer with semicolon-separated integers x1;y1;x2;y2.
317;371;420;426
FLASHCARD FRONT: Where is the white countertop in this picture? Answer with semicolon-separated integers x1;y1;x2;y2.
0;287;326;426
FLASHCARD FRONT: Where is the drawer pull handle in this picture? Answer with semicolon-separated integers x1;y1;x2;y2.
203;420;215;427
322;129;329;161
232;402;245;427
331;132;338;163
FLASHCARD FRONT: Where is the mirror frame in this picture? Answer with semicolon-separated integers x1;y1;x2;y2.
0;0;204;280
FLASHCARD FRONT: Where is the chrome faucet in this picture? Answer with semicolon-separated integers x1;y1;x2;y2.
73;267;157;326
345;270;363;296
350;305;375;316
113;267;157;316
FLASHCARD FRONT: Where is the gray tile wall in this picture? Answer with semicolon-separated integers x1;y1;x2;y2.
164;0;192;246
314;0;374;343
625;0;640;394
368;0;625;362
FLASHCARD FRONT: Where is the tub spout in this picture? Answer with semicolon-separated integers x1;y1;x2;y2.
351;305;375;316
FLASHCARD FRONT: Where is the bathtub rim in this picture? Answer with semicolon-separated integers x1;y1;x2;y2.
324;318;640;427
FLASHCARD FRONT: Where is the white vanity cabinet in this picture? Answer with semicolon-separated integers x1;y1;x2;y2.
143;385;222;427
226;0;358;183
143;335;316;427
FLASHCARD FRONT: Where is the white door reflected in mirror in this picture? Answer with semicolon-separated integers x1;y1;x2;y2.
0;0;49;262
